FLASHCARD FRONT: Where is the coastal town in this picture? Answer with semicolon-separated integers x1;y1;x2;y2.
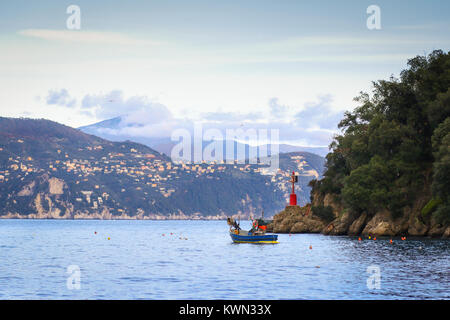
0;127;323;219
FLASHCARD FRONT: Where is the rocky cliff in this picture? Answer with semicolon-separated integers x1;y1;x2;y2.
272;193;450;238
270;205;327;234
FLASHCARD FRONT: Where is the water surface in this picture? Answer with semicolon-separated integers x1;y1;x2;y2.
0;220;448;299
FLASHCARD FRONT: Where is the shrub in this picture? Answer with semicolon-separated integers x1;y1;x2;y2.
432;204;450;225
311;205;335;223
421;197;442;218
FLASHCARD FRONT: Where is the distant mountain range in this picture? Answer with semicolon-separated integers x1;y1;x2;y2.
78;116;330;158
0;117;325;219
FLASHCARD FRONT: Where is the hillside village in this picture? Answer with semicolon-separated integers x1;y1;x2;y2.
0;118;324;219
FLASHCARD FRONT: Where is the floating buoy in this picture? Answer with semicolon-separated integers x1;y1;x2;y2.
94;231;97;235
309;245;312;250
358;237;361;241
389;239;393;244
107;237;110;240
373;237;376;241
368;236;371;239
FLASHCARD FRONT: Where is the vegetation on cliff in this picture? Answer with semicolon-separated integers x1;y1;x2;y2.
309;50;450;236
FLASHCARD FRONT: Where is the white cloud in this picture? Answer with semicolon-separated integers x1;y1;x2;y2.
202;111;263;122
269;97;289;119
81;90;172;123
66;89;343;146
46;88;76;107
18;29;162;46
295;94;344;130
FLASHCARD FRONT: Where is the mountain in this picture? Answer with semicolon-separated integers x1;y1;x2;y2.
0;117;324;219
78;116;329;157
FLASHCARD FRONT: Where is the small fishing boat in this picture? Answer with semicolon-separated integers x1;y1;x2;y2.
227;214;278;244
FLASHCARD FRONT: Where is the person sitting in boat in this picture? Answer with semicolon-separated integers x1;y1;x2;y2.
249;219;261;235
227;217;241;230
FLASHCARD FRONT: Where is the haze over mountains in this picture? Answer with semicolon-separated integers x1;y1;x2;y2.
78;116;330;158
0;117;325;219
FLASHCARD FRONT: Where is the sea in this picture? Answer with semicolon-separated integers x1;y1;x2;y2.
0;219;448;300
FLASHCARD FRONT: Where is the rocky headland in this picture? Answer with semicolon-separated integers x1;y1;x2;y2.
270;201;450;238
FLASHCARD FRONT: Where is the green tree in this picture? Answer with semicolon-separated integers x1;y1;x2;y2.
311;50;450;225
431;118;450;224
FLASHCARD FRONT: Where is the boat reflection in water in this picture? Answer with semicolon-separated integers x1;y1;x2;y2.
227;215;278;244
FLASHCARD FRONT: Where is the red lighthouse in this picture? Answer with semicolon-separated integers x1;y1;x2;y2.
289;171;298;206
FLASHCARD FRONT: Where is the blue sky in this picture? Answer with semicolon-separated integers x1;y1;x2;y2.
0;0;449;147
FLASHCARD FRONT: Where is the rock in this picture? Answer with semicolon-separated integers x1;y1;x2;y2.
362;211;396;236
407;217;428;236
291;219;324;233
427;218;447;237
305;187;449;237
348;213;367;235
323;193;344;218
443;227;450;239
403;200;429;236
323;210;357;235
272;205;327;233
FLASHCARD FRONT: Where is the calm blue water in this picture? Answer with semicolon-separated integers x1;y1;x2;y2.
0;220;448;300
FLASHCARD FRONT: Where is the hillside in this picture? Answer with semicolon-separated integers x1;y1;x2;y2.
306;50;450;238
0;117;324;219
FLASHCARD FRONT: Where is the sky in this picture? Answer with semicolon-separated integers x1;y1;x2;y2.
0;0;449;147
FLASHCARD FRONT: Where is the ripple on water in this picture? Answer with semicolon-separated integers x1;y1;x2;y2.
0;220;448;299
118;276;154;283
0;245;16;249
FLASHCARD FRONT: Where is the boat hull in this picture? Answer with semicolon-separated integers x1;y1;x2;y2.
230;232;278;244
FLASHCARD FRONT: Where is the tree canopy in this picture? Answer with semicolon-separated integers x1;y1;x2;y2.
310;50;450;223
